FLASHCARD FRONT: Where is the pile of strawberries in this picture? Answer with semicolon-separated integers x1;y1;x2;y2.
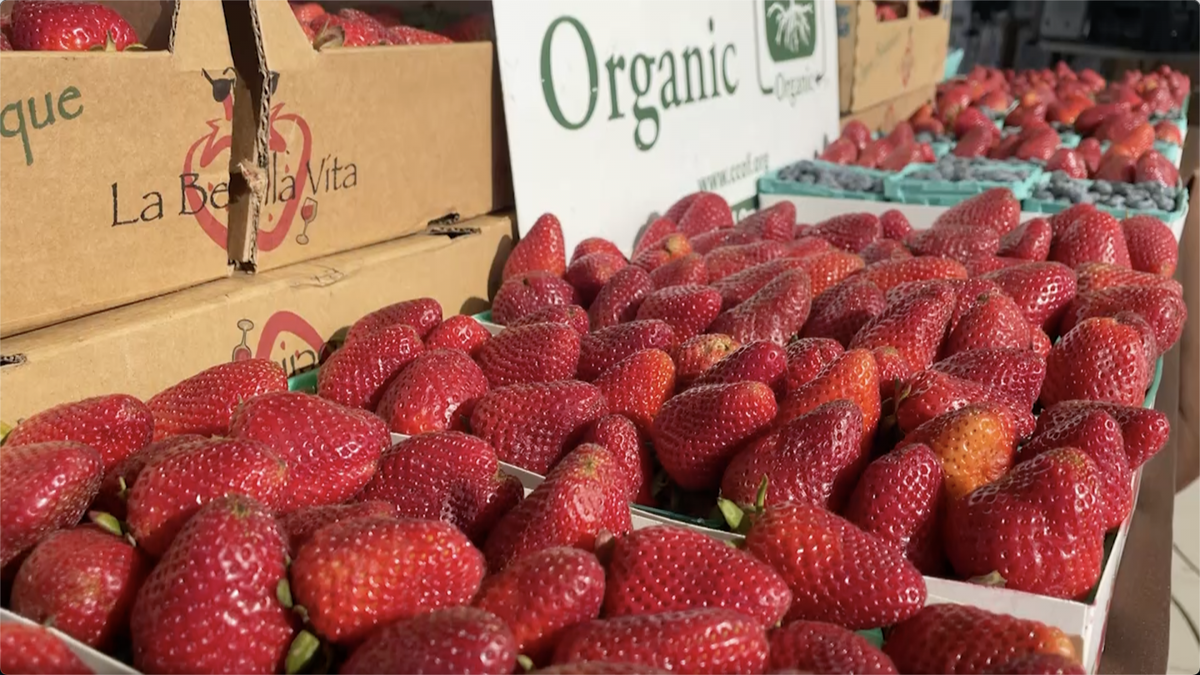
0;187;1184;674
872;1;940;22
289;2;488;49
1;0;142;52
819;119;936;171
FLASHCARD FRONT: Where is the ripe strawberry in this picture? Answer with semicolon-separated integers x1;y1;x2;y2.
784;235;832;258
933;188;1021;235
811;213;881;253
649;253;708;290
385;24;453;45
583;415;652;502
12;524;150;650
652;382;777;490
0;33;10;52
148;359;287;439
776;349;880;452
633;233;693;273
722;400;864;510
1076;102;1130;135
579;320;677;380
533;662;657;674
1154;120;1183;144
856;138;892;168
862;256;967;292
884;604;1079;675
0;442;102;569
566;252;628;305
1110;123;1156;158
910;222;1002;262
504;213;567;281
965;255;1026;276
477;322;581;387
634;285;722;341
492;272;581;325
484;445;631;570
311;11;386;48
947;447;1105;598
1134;149;1179;186
1045;148;1088;178
1015;130;1059;162
745;504;925;628
859;238;912;264
998;217;1053;261
1061;286;1187;355
953;126;995;158
768;621;898;675
736;202;795;241
277;501;398;556
844;443;945;575
943;290;1032;356
671;333;741;387
1076;137;1103;175
376;348;489;434
879;210;913;240
980;262;1078;332
604;526;792;627
92;434;201;520
933;347;1047;411
819;137;859;164
903;402;1020;500
802;276;886;347
1122;214;1178;276
4;394;152;471
1093;151;1136;181
688;229;734;255
783;337;844;393
798;249;867;296
589;265;653;329
850;282;956;378
572;237;625;263
0;623;92;674
230;391;389;512
710;258;806;310
694;340;787;394
293;515;485;644
341;607;515;675
593;349;675;431
317;324;424;410
879;142;926;171
675;192;734;237
953;106;994;137
988;132;1023;160
509;305;591;334
346;297;442;342
705;241;787;281
633;218;679;258
1036;401;1168;470
1042;316;1152;407
709;269;813;345
552;609;768;674
131;496;294;674
841;120;872;150
425;314;492;356
1032;328;1053;357
896;369;1035;437
11;0;139;50
984;654;1086;675
470;380;607;475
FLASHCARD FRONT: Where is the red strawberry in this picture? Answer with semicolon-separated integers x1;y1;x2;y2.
635;285;722;341
744;504;925;628
579;320;678;380
552;609;768;674
1134;149;1179;186
980;262;1078;332
784;235;832;258
953;106;994;137
903;402;1020;500
896;369;1035;438
783;338;844;393
862;256;968;293
11;0;139;51
1015;130;1059;161
671;333;741;388
856;138;892;168
879;142;925;171
910;222;1002;262
884;604;1080;675
1094;151;1136;181
589;266;653;329
311;11;386;48
988;132;1023;160
711;258;807;309
510;305;591;334
933;347;1047;411
230;391;389;512
880;210;913;240
709;269;813;346
130;496;294;673
1076;137;1103;175
566;252;628;305
1045;148;1088;178
375;348;489;434
1110;123;1156;159
425;315;492;356
632;233;693;272
1036;401;1168;470
776;349;881;452
811;213;882;252
984;654;1086;675
604;526;792;627
0;33;10;51
277;501;398;557
1061;286;1187;355
504;213;567;281
492;272;581;325
844;443;945;574
346;297;442;341
998;217;1053;260
474;547;604;666
533;662;657;674
317;324;424;409
477;322;581;387
695;340;787;394
850;282;956;379
583;415;653;502
1154;120;1183;144
736;202;795;241
649;253;708;289
1076;102;1130;135
0;442;102;569
768;621;898;675
4;394;152;471
148;359;287;439
0;623;92;674
947;447;1105;598
12;524;150;650
722;400;864;511
341;608;514;675
933;188;1021;235
859;238;912;264
802;276;886;347
593;349;675;432
292;515;485;644
819;137;859;164
573;237;625;263
965;255;1027;276
470;380;607;475
689;229;734;255
705;241;787;281
798;249;867;296
92;435;201;520
841;120;872;149
633;218;679;258
953;126;996;158
484;445;631;570
676;193;734;237
943;290;1032;356
385;24;452;45
1122;214;1178;276
1041;316;1153;407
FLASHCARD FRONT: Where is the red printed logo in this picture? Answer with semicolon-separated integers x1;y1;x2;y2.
182;68;237;250
232;311;326;377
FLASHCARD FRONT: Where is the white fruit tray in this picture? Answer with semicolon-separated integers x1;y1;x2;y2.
0;609;138;675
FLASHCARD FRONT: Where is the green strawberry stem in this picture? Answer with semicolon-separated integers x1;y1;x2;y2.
717;498;745;531
276;579;294;609
0;420;11;445
285;630;321;675
717;475;769;534
88;511;124;537
968;570;1008;587
516;655;535;672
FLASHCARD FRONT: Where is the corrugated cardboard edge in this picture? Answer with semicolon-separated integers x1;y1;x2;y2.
838;0;950;113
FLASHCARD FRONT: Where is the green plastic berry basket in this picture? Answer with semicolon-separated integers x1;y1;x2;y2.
758;160;890;203
929;140;955;158
1058;131;1082;148
287;369;319;394
1021;173;1190;225
883;159;1044;204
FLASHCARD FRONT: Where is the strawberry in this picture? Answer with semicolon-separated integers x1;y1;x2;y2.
879;209;913;240
1122;214;1178;276
311;11;386;48
633;218;679;258
802;276;886;347
583;415;653;502
784;235;832;258
798;249;867;296
579;320;678;381
947;447;1105;598
470;381;607;475
533;663;657;674
708;269;813;345
0;33;10;51
376;348;489;434
1042;316;1153;407
953;126;996;158
346;297;442;342
694;340;787;394
1042;403;1166;472
811;213;882;253
277;501;398;557
688;229;734;255
0;442;102;569
341;607;515;675
933;347;1047;411
634;285;722;341
953;106;994;137
1095;112;1146;144
984;654;1086;675
592;349;676;432
903;402;1020;500
910;222;1002;262
1154;120;1183;144
477;322;581;387
841;120;872;149
484;445;631;570
879;142;925;171
998;217;1053;261
509;305;591;334
776;349;880;452
862;256;967;293
980;262;1078;332
844;443;945;575
147;359;287;439
819;137;859;164
11;0;139;51
671;333;741;388
632;233;694;273
385;24;453;45
722;400;864;510
292;515;485;644
943;290;1032;356
705;241;787;281
744;504;925;628
649;253;709;290
492;272;581;325
988;132;1023;160
1093;151;1136;181
566;252;628;305
856;139;892;168
0;623;92;674
1045;148;1088;178
604;526;792;627
933;188;1021;235
92;434;201;520
783;338;844;393
317;324;424;410
768;621;898;675
1032;328;1053;357
1015;130;1059;162
504;213;567;281
552;609;768;674
1075;102;1131;136
572;237;625;263
736;202;795;241
710;258;806;310
589;265;653;329
131;496;294;674
965;255;1027;276
859;238;912;264
850;282;956;379
1076;137;1103;175
1134;149;1179;186
897;369;1036;437
1061;286;1187;355
425;314;492;356
1110;123;1156;158
230;391;389;512
675;193;734;237
4;394;152;471
884;604;1079;675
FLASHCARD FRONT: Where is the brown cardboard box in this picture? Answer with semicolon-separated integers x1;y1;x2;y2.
223;0;512;272
0;213;515;423
0;1;236;337
839;84;936;134
1178;171;1198;490
837;0;950;114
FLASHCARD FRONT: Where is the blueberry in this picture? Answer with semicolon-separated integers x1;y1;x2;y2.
1092;180;1113;195
1156;196;1176;211
1079;193;1095;204
1109;195;1126;208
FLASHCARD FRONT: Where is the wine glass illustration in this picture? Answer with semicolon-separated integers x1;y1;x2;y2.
297;197;318;245
232;319;255;361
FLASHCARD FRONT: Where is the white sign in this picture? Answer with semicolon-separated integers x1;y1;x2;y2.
493;0;840;255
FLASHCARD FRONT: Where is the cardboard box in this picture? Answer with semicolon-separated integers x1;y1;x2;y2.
223;0;512;272
839;84;936;134
0;1;236;337
837;0;951;113
0;213;514;423
1178;171;1199;489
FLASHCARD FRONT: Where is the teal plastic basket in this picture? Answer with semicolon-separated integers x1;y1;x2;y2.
930;140;954;158
884;159;1044;204
287;369;318;393
1022;174;1189;223
759;161;890;202
1059;131;1082;148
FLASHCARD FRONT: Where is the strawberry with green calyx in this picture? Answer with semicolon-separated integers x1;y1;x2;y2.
11;0;142;51
768;621;898;675
1;441;102;569
504;214;567;281
341;607;516;675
